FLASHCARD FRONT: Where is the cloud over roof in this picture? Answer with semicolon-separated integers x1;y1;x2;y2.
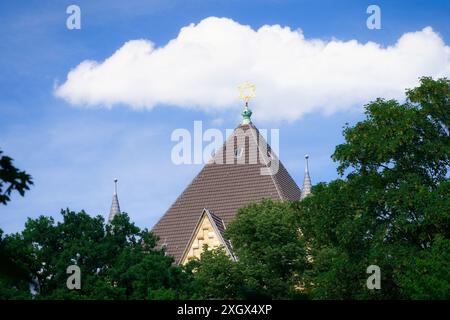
55;17;450;122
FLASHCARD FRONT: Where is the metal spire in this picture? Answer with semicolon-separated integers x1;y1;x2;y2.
301;155;312;199
241;102;253;125
108;178;121;224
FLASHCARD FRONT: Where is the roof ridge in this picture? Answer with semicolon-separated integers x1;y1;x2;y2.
207;122;288;200
205;209;236;261
150;165;204;230
248;125;284;200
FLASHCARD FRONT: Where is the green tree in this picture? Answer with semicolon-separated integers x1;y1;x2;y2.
0;149;33;297
295;77;449;299
0;210;192;299
0;149;33;205
189;199;308;299
185;246;243;299
0;229;32;299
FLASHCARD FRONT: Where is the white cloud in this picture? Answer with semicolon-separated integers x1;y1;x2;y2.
55;17;450;122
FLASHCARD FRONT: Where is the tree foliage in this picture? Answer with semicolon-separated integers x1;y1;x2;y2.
187;199;309;299
294;77;449;299
0;149;33;205
0;210;191;299
185;247;243;299
0;148;34;297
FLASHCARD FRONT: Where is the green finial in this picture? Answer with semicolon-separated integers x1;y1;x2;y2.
241;102;252;125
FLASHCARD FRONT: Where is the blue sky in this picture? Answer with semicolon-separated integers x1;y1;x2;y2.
1;0;449;234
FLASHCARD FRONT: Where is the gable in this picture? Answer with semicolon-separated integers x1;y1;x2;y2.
180;209;235;265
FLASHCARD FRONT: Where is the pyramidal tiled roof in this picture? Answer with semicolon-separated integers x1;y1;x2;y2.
151;122;301;264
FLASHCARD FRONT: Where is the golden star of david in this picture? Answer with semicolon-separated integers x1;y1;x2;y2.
238;82;256;103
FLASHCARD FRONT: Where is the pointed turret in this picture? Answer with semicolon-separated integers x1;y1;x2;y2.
108;178;121;223
301;155;312;199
